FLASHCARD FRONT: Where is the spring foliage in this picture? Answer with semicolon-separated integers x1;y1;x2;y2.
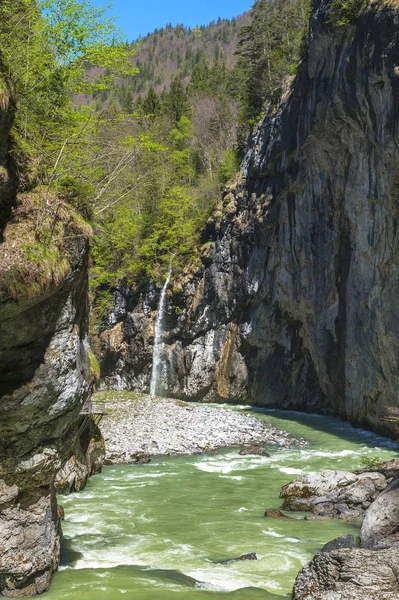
0;0;313;310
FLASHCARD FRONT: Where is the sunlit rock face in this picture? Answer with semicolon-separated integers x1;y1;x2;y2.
98;0;399;437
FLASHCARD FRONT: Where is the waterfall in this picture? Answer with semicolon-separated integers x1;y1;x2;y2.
150;263;172;397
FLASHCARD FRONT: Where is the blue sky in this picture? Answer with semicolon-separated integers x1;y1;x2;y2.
91;0;253;42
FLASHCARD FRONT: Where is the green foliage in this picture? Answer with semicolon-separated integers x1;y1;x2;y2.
235;0;311;126
164;76;192;124
360;455;384;469
0;0;314;322
0;0;135;190
329;0;367;26
220;148;241;184
90;117;214;291
40;0;135;91
0;189;91;301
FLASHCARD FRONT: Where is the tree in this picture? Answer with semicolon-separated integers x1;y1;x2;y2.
0;0;135;188
142;86;161;118
163;75;192;124
236;0;310;125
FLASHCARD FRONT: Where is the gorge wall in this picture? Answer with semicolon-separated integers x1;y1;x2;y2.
0;81;103;595
98;0;399;438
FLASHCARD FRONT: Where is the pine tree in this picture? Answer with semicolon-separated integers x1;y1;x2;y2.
164;76;192;124
142;86;160;118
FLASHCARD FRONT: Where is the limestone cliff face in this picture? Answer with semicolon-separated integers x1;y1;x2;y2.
0;245;93;597
98;0;399;437
0;96;103;595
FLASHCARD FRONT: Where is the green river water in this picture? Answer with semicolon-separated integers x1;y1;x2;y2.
46;406;398;600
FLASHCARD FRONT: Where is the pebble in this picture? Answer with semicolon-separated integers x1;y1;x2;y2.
98;394;307;464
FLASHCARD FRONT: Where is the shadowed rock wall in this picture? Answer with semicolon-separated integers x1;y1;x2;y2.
0;82;102;595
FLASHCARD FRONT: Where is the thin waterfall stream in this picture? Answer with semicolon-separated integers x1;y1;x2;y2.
150;263;172;397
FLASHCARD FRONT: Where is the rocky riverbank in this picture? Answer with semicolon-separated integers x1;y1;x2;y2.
279;462;399;599
97;392;307;463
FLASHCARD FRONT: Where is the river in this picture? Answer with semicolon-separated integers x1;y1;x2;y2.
45;407;398;600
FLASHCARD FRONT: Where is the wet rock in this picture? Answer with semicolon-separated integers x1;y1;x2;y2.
218;553;258;564
293;548;399;600
57;505;65;521
239;444;270;456
264;509;296;520
55;455;88;494
130;452;151;464
54;421;105;494
0;194;104;594
361;477;399;549
321;535;357;553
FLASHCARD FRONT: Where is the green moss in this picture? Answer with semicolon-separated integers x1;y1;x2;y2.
0;188;90;301
88;349;101;383
360;455;383;468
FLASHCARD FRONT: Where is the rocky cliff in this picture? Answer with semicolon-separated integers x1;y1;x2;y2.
98;0;399;437
0;84;103;595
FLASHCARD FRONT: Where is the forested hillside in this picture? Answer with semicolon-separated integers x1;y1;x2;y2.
0;0;311;321
89;0;311;323
111;15;249;106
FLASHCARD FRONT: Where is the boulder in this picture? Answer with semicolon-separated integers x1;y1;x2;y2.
280;470;388;521
130;452;151;465
218;553;258;564
293;548;399;600
356;459;399;480
239;444;270;456
361;477;399;549
280;471;358;499
321;535;357;553
264;508;296;520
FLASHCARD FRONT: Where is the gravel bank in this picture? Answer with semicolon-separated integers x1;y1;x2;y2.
96;392;307;464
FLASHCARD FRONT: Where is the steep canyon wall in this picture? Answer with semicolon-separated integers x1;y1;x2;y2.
0;80;103;595
98;0;399;437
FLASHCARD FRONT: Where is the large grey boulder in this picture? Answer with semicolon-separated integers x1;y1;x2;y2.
293;548;399;600
361;477;399;549
280;469;387;521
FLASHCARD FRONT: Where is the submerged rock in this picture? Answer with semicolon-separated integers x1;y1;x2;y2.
264;509;296;520
239;444;270;456
217;553;258;564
